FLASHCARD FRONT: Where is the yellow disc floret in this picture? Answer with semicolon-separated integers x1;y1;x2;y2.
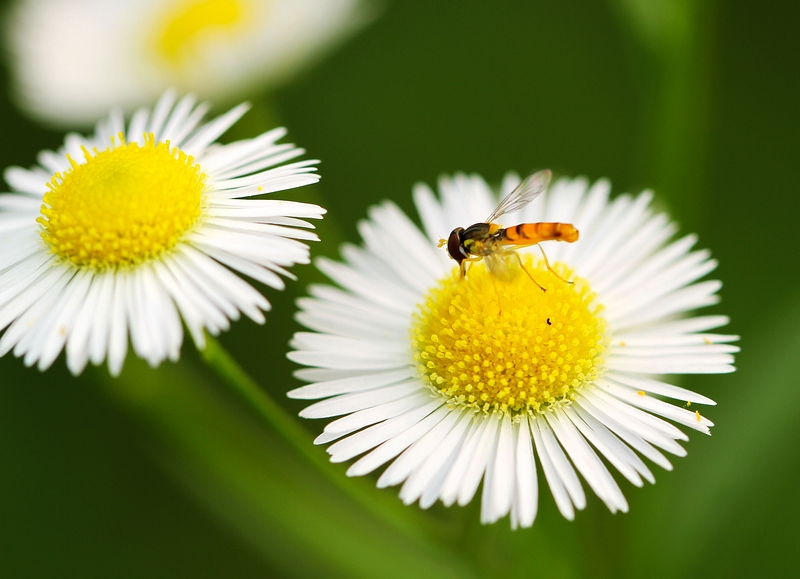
38;133;206;270
411;255;607;416
154;0;253;68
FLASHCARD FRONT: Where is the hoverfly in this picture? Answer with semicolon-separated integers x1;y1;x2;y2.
438;169;579;292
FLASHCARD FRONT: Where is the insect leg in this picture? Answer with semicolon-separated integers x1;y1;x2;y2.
514;252;547;292
460;256;483;279
537;244;573;285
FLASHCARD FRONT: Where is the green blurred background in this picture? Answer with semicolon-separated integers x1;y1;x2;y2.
0;0;798;577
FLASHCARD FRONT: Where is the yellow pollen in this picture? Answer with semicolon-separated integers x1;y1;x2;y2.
411;256;607;416
154;0;254;68
37;133;206;270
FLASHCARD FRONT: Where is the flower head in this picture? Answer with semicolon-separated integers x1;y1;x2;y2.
288;172;737;528
5;0;370;126
0;90;324;376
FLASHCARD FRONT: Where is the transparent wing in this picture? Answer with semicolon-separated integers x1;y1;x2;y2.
485;169;552;223
484;252;510;279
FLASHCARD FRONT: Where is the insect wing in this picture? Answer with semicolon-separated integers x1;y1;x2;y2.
485;169;552;223
484;252;511;279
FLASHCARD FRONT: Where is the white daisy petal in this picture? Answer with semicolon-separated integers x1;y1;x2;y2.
87;271;116;366
160;93;199;143
166;102;212;148
512;416;538;529
290;172;736;528
578;192;653;280
574;398;674;472
587;387;689;444
531;416;576;520
182;102;251;156
479;428;503;524
597;379;714;433
215;250;290;289
457;414;501;507
291;333;403;359
329;399;442;474
563;405;649;487
378;405;462;490
202;128;289;174
152;261;213;348
295;310;399;341
147;89;179;140
66;273;105;375
591;215;677;294
107;272;130;377
547;410;627;513
537;417;587;511
412;182;450;245
161;256;230;339
288;368;413;400
438;414;491;507
0;267;74;353
483;413;515;523
299;381;421;419
305;284;409;324
37;268;93;370
321;392;431;439
328;401;448;465
315;256;419;313
0;237;47;272
363;202;443;283
177;244;269;324
605;234;700;306
0;258;63;330
417;413;475;508
346;400;444;476
612;280;723;332
0;92;322;375
605;371;716;405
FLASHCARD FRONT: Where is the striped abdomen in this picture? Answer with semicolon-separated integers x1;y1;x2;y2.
500;222;580;245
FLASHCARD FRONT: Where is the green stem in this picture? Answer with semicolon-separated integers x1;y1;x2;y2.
200;335;327;473
199;334;447;541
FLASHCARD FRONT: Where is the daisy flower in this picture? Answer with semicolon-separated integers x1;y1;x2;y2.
288;172;737;528
5;0;370;126
0;90;323;376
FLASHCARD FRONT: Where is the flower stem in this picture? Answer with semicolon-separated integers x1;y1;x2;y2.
200;335;316;457
199;334;446;540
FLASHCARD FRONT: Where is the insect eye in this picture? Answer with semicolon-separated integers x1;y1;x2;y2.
446;228;467;263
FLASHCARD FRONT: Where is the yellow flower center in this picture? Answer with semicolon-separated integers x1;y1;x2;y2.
411;255;607;416
37;133;207;270
154;0;254;68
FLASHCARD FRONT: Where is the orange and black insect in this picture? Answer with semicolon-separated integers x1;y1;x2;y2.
438;170;579;291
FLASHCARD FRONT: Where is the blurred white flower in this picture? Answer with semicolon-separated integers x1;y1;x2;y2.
0;90;324;375
5;0;370;126
288;172;737;528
